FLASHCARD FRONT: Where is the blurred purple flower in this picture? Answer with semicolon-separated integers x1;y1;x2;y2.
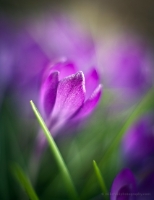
99;36;153;98
12;15;96;114
110;168;137;200
122;115;154;171
28;14;96;70
39;60;102;137
12;29;50;114
111;168;154;200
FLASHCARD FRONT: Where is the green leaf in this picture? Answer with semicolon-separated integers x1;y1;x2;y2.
100;88;154;167
93;160;108;200
11;163;39;200
30;100;78;200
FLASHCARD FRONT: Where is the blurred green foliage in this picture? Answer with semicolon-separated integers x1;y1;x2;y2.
0;88;154;199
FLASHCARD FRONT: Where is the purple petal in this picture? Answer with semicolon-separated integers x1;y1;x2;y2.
85;68;100;99
51;71;85;120
29;15;95;69
122;115;154;169
50;60;77;80
110;169;137;200
40;71;59;117
72;84;102;119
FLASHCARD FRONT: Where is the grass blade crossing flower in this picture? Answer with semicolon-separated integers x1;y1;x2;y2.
30;100;78;200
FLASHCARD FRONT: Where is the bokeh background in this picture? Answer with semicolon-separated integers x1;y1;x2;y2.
1;1;154;199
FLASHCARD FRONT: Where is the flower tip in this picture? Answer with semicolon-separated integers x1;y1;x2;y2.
75;71;86;93
92;84;103;98
75;71;84;78
66;71;85;83
74;70;85;84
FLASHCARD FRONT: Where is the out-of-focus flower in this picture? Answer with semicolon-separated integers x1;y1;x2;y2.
40;60;102;137
12;29;49;114
122;115;154;171
98;36;153;98
12;14;96;114
110;168;137;200
111;168;154;200
28;14;96;70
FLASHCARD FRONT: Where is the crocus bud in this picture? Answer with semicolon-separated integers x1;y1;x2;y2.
110;168;137;200
40;60;102;136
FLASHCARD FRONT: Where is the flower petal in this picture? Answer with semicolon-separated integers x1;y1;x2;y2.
51;71;85;119
72;84;102;119
40;71;59;117
110;169;137;200
50;60;77;80
122;115;154;169
85;68;100;99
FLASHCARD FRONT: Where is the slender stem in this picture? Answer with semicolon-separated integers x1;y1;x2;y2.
11;163;39;200
93;160;108;200
30;100;78;200
100;88;153;167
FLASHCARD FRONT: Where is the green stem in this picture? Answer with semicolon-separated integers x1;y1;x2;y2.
100;88;153;167
30;100;78;200
93;160;108;200
11;163;39;200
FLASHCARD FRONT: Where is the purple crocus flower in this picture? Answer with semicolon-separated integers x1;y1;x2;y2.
11;14;96;115
99;36;153;99
110;169;137;200
122;115;154;171
37;60;102;148
40;60;102;133
111;169;154;200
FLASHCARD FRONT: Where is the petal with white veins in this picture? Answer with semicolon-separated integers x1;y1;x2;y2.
51;71;86;120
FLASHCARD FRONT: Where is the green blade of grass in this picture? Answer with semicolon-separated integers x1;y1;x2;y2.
93;160;108;200
99;88;154;168
11;163;39;200
81;88;154;199
30;100;78;200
